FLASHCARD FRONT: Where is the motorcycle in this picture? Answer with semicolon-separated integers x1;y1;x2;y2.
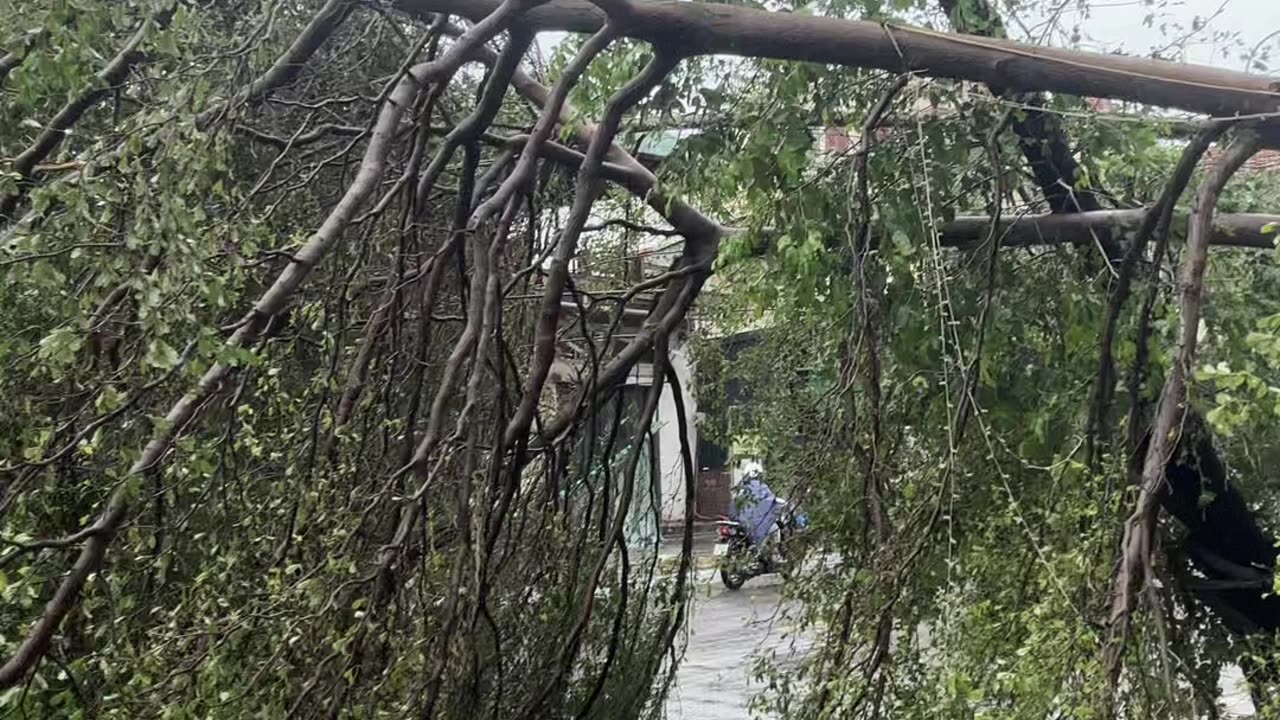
713;503;806;590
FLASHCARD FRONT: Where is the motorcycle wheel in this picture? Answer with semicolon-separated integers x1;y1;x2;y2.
720;542;749;590
720;566;747;590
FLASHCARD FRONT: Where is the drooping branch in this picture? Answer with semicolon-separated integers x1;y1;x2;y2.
308;17;649;712
501;73;725;248
465;63;723;442
502;49;680;450
400;0;1280;117
848;73;909;535
389;28;621;485
518;337;669;720
331;28;531;431
815;73;908;719
953;121;1007;446
1104;128;1264;694
405;172;511;720
0;5;522;688
350;39;647;640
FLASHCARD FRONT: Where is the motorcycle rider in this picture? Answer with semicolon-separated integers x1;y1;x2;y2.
719;461;808;589
730;462;785;552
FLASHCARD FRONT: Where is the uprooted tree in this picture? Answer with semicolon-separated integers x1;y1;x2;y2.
1;0;1280;716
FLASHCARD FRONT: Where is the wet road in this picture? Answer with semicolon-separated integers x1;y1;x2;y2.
664;573;811;720
662;570;1257;719
658;530;1256;719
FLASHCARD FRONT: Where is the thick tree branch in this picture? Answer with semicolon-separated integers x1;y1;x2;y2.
734;209;1280;257
940;209;1280;250
1086;122;1230;464
400;0;1280;117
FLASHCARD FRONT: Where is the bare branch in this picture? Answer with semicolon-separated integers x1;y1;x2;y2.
233;122;366;149
582;218;681;236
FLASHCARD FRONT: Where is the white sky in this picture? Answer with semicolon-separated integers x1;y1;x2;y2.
1024;0;1280;72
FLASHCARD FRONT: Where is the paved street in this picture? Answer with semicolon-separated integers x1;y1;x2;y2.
657;527;1256;718
665;573;811;719
661;565;1257;719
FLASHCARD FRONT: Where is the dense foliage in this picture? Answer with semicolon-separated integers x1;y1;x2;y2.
1;0;1279;718
1;2;695;716
686;27;1280;720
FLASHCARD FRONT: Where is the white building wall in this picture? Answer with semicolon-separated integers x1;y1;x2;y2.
619;338;697;527
655;338;697;525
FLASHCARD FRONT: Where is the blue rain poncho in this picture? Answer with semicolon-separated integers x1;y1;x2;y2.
731;473;783;547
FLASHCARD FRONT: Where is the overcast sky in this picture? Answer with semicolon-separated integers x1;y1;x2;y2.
1029;0;1280;72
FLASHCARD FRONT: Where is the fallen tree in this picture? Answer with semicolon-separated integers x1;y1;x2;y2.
2;1;1280;717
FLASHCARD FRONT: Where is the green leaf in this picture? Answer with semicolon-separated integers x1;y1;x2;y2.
145;339;180;370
